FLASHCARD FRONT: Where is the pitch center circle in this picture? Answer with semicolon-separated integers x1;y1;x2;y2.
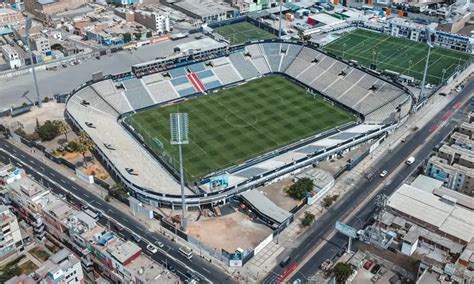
225;113;258;128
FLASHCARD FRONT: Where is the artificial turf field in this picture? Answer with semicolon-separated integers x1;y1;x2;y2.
128;76;354;182
324;29;471;85
214;22;274;45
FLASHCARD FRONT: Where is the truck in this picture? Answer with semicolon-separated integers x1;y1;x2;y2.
406;157;415;165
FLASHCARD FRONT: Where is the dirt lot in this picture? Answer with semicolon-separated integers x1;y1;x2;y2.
80;162;110;180
260;178;301;211
0;102;65;133
187;209;272;252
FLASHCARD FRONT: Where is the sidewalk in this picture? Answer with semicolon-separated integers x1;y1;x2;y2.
241;66;474;281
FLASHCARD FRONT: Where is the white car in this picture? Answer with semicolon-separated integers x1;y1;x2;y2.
156;241;164;248
147;244;158;254
379;170;388;177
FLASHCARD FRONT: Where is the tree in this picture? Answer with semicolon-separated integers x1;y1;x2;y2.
37;120;60;141
123;33;132;42
322;194;339;209
77;131;95;164
134;33;142;40
287;177;313;200
146;31;152;38
55;120;70;141
301;212;315;226
333;262;353;284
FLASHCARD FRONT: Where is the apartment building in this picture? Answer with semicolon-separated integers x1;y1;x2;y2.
135;10;170;34
5;176;55;241
6;248;85;284
0;8;25;26
0;205;24;261
1;44;22;69
425;156;474;196
0;164;25;185
29;35;51;54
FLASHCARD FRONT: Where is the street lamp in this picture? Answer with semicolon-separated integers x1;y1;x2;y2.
25;17;42;108
408;60;412;76
170;113;189;231
441;68;447;83
342;43;347;58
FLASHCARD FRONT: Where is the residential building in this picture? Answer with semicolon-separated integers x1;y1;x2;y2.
5;248;85;284
5;176;53;241
459;122;474;139
29;35;51;54
0;205;24;261
0;164;25;185
24;0;92;20
169;0;238;22
437;144;474;169
1;44;22;69
135;10;170;34
108;0;142;6
0;8;25;26
425;156;474;196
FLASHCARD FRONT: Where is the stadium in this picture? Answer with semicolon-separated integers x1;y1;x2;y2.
65;39;413;208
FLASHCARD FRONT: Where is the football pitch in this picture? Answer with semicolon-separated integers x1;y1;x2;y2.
128;76;354;182
324;29;472;85
214;22;274;45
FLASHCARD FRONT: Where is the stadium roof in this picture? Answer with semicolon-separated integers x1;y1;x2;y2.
240;190;291;224
175;38;226;53
387;184;474;243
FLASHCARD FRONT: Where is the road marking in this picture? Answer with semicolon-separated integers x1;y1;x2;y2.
30;160;35;164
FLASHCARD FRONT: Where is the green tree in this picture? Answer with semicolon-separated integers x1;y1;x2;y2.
134;33;142;40
301;212;315;226
77;131;95;164
146;31;152;38
37;120;60;141
55;120;70;141
123;32;132;42
287;177;313;200
333;262;353;284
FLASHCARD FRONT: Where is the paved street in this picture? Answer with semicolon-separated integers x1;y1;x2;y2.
0;140;232;284
262;78;474;283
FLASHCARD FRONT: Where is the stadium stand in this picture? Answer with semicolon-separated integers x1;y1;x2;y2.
280;44;302;72
168;67;188;78
228;52;260;79
214;64;242;85
122;79;155;110
251;57;271;74
91;80;133;114
262;42;282;72
146;81;180;103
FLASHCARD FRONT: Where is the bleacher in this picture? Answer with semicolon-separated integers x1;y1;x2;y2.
261;43;282;72
228;52;260;79
213;64;242;85
122;79;155;110
280;44;302;72
91;80;133;114
146;81;180;103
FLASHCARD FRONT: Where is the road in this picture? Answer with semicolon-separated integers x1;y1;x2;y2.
0;140;232;284
263;79;474;284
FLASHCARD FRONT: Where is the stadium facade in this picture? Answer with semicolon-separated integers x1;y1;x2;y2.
65;40;413;208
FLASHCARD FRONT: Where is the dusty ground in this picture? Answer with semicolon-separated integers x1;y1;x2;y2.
318;143;372;176
260;178;300;211
187;209;272;252
0;102;65;133
80;162;110;180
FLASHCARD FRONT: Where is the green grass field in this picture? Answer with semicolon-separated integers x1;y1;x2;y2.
214;22;274;45
128;76;354;182
324;29;471;85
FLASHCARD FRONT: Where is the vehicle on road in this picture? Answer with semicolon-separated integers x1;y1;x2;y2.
279;256;291;267
363;260;373;270
371;264;381;274
167;264;176;272
131;234;141;242
156;241;164;248
179;246;193;259
379;170;388;177
84;209;99;220
147;244;158;254
406;156;415;165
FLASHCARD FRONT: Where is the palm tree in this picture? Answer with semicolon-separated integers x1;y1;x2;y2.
56;121;70;141
77;131;95;164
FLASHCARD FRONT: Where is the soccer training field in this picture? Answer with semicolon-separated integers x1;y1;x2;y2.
214;22;274;45
128;76;354;182
324;29;472;85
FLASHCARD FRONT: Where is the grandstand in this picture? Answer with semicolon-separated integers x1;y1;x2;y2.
66;40;412;206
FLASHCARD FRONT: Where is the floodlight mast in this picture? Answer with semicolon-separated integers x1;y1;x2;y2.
420;27;433;100
278;0;283;39
25;18;42;108
170;113;189;231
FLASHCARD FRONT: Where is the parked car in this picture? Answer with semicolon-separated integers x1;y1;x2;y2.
167;264;176;272
146;244;158;254
364;260;374;270
131;234;141;243
379;170;388;177
371;264;381;274
156;241;164;248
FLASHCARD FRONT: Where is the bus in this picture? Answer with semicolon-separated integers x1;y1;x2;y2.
179;246;193;259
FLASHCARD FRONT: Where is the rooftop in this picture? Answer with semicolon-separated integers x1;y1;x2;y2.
240;189;292;224
410;175;444;193
107;240;141;265
387;184;474;243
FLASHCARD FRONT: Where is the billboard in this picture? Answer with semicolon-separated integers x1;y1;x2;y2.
335;221;357;238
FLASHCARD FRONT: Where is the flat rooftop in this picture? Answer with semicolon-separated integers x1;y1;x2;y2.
107;240;141;265
387;184;474;243
240;189;292;224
